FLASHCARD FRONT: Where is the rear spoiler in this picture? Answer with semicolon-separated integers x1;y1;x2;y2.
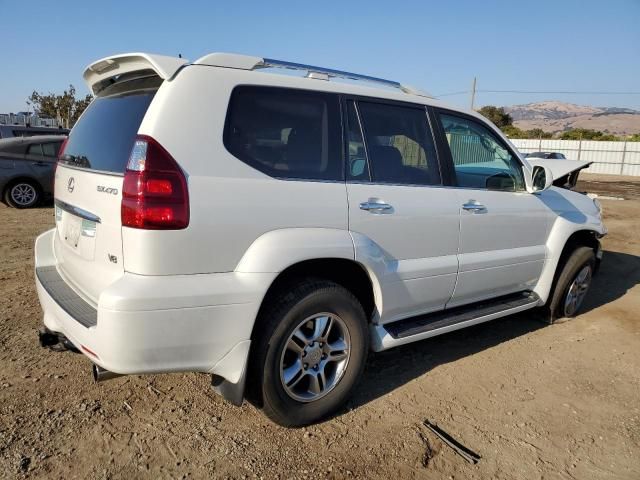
83;52;188;95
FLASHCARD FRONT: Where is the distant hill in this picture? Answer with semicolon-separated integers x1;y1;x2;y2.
502;101;640;136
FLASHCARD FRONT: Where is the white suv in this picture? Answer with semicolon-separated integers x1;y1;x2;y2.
35;52;606;426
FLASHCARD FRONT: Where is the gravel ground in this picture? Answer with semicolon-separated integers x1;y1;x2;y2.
0;177;638;479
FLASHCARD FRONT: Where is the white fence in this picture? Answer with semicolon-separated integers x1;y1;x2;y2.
511;139;640;176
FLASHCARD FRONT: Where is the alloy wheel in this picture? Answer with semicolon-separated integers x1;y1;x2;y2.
564;265;592;316
10;183;37;206
279;313;351;403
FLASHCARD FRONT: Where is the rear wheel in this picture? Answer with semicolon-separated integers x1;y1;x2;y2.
250;279;368;427
4;181;40;208
540;246;596;324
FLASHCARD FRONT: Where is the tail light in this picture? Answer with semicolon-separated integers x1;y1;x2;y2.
53;137;69;196
121;135;189;229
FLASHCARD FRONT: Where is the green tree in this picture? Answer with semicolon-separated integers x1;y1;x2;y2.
628;134;640;142
560;128;620;141
501;124;526;138
477;106;513;128
525;128;553;139
26;85;93;128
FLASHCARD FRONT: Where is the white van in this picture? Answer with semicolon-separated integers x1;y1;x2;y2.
35;52;605;426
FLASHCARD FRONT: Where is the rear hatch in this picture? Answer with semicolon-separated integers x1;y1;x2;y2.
53;74;162;303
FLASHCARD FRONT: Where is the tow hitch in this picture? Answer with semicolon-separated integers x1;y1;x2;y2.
38;328;79;353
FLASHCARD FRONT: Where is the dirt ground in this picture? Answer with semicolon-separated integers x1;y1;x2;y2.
0;175;638;479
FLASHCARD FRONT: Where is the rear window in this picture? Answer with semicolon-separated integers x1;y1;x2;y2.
224;86;343;181
60;76;161;173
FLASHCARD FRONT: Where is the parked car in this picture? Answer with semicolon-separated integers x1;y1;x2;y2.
526;151;567;160
35;52;606;426
0;125;69;139
0;135;66;208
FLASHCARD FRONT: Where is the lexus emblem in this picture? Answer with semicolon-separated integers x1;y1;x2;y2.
67;177;75;193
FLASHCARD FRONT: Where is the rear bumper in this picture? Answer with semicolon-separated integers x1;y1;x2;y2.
34;228;275;383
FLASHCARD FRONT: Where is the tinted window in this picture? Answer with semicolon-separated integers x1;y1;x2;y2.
224;86;342;181
27;144;43;156
439;113;525;191
42;142;62;157
60;76;161;173
357;101;440;185
345;101;368;180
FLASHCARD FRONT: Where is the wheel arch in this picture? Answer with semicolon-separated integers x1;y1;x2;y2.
534;226;603;303
251;257;379;343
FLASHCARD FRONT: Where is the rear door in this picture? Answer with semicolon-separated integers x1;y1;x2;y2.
433;110;551;307
25;141;60;193
345;99;460;324
53;75;162;303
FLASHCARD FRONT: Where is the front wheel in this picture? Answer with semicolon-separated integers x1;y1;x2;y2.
250;279;368;427
540;246;596;324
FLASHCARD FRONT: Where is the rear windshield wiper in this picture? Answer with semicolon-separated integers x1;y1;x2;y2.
60;154;91;169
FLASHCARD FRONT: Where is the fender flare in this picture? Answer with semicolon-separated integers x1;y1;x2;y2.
235;227;384;317
533;219;604;303
235;228;355;273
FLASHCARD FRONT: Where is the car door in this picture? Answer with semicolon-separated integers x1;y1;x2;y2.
433;109;551;308
345;99;460;324
25;142;58;190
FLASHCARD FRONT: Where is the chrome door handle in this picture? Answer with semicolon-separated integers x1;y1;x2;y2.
360;200;393;213
462;201;487;213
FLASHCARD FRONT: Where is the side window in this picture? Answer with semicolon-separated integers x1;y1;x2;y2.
224;86;342;181
439;113;525;191
345;101;368;180
357;101;440;185
27;144;43;157
42;142;62;158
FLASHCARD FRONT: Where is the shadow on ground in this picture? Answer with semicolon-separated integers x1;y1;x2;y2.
344;249;640;413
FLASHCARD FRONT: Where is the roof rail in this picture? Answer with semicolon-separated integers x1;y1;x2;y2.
193;53;431;98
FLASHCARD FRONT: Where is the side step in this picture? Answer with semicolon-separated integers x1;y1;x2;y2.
371;291;540;351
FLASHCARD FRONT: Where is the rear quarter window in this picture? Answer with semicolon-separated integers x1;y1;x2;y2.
224;86;343;181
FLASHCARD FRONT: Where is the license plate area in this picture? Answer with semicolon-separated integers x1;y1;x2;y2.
57;206;97;260
64;214;82;247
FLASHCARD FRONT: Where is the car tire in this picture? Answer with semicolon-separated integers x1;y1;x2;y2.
540;246;596;324
4;181;40;208
250;278;369;427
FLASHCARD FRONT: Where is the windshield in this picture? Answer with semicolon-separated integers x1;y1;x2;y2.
60;75;161;173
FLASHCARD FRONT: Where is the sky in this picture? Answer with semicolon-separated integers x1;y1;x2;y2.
2;0;639;113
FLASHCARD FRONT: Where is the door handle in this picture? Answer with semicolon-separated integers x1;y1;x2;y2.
32;162;49;167
462;201;487;213
360;200;393;213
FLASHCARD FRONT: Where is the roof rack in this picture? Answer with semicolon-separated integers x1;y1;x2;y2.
193;53;431;98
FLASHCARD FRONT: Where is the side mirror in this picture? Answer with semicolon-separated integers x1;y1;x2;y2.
530;165;553;193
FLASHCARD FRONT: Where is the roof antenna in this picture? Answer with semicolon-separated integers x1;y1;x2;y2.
178;53;182;58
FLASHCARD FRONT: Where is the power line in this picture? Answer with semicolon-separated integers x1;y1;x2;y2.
480;90;640;95
433;90;470;97
433;89;640;98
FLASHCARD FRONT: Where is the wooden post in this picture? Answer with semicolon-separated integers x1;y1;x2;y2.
470;77;476;110
620;140;627;175
577;134;582;161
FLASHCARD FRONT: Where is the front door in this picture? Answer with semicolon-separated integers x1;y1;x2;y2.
435;110;551;308
345;99;460;324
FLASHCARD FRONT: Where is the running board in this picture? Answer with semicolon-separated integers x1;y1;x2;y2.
371;291;540;352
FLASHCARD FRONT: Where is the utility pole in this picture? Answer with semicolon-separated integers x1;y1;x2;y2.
470;77;477;110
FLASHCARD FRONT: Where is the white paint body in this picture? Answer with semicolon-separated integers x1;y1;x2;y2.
35;53;606;385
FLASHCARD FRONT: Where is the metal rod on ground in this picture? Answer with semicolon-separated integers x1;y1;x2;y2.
423;420;481;464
